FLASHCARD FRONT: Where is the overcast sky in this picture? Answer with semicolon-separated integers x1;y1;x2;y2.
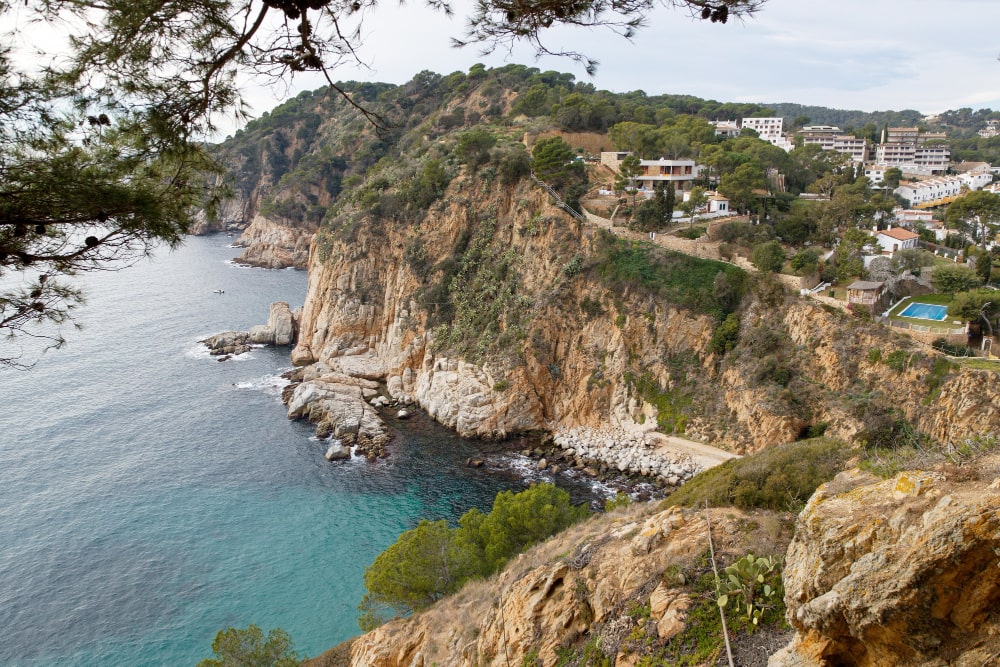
234;0;1000;127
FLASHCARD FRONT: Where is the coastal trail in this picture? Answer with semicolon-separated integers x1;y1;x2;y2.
646;432;741;470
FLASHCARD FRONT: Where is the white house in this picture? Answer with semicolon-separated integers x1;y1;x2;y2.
711;120;740;138
954;161;995;190
875;227;920;254
707;193;729;214
893;208;935;227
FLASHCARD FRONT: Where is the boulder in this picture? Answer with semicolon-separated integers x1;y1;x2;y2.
248;324;274;345
771;462;1000;667
324;443;351;461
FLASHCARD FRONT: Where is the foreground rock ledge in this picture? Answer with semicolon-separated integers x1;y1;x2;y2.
771;456;1000;667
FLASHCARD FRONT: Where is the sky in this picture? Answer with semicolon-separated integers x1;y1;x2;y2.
233;0;1000;128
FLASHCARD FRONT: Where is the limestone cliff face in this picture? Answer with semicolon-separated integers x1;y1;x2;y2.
290;166;1000;453
232;213;314;268
771;456;1000;667
291;175;719;441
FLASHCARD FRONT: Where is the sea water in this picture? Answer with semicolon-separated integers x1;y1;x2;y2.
0;237;594;666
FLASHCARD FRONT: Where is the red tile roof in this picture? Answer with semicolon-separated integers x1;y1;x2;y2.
878;227;919;241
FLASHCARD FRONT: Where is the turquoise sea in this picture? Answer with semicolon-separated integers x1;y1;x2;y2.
0;236;597;665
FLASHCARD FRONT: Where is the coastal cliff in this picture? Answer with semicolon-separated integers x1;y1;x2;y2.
287;158;1000;460
205;70;1000;462
207;68;1000;665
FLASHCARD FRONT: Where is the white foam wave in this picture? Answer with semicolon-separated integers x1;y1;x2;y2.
232;373;290;396
184;343;213;360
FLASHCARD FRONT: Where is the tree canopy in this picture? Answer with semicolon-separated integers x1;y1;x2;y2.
359;483;589;629
196;625;301;667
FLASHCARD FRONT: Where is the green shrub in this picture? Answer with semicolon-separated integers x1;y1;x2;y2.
884;349;911;371
710;313;740;355
604;492;632;512
359;484;589;627
590;231;747;319
562;254;584;278
675;227;702;240
751;240;786;273
197;625;301;667
665;438;849;512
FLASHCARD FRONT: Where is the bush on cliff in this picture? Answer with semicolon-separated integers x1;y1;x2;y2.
359;484;589;629
664;438;849;512
197;624;301;667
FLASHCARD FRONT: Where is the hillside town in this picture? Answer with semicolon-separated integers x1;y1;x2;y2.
583;114;999;361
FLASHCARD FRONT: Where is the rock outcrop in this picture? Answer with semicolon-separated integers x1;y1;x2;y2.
327;505;795;667
232;214;315;269
283;360;390;458
772;455;1000;667
201;301;299;358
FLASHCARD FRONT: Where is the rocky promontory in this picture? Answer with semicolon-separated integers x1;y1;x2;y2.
201;301;298;359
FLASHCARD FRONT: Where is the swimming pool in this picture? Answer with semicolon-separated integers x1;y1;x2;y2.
899;302;949;321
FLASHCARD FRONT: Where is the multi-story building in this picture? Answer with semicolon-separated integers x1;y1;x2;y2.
979;120;1000;139
875;144;950;175
600;152;704;192
865;166;887;185
876;127;950;175
953;161;996;190
894;176;965;208
741;117;784;141
801;132;870;163
711;120;741;138
636;158;701;190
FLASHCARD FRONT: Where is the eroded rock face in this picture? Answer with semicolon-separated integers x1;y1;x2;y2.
771;457;1000;667
285;362;390;457
336;506;793;667
233;214;315;269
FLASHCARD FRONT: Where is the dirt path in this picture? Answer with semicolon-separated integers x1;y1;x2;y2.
645;432;741;469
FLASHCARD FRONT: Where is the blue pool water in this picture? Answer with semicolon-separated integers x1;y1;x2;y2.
899;302;949;321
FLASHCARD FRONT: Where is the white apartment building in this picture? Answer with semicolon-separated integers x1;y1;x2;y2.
954;161;995;190
801;133;870;162
875;144;950;175
741;117;784;140
865;166;887;185
875;126;950;175
800;125;842;135
979;120;1000;139
894;176;965;208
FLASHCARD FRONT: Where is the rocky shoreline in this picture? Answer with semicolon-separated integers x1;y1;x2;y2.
204;303;707;491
